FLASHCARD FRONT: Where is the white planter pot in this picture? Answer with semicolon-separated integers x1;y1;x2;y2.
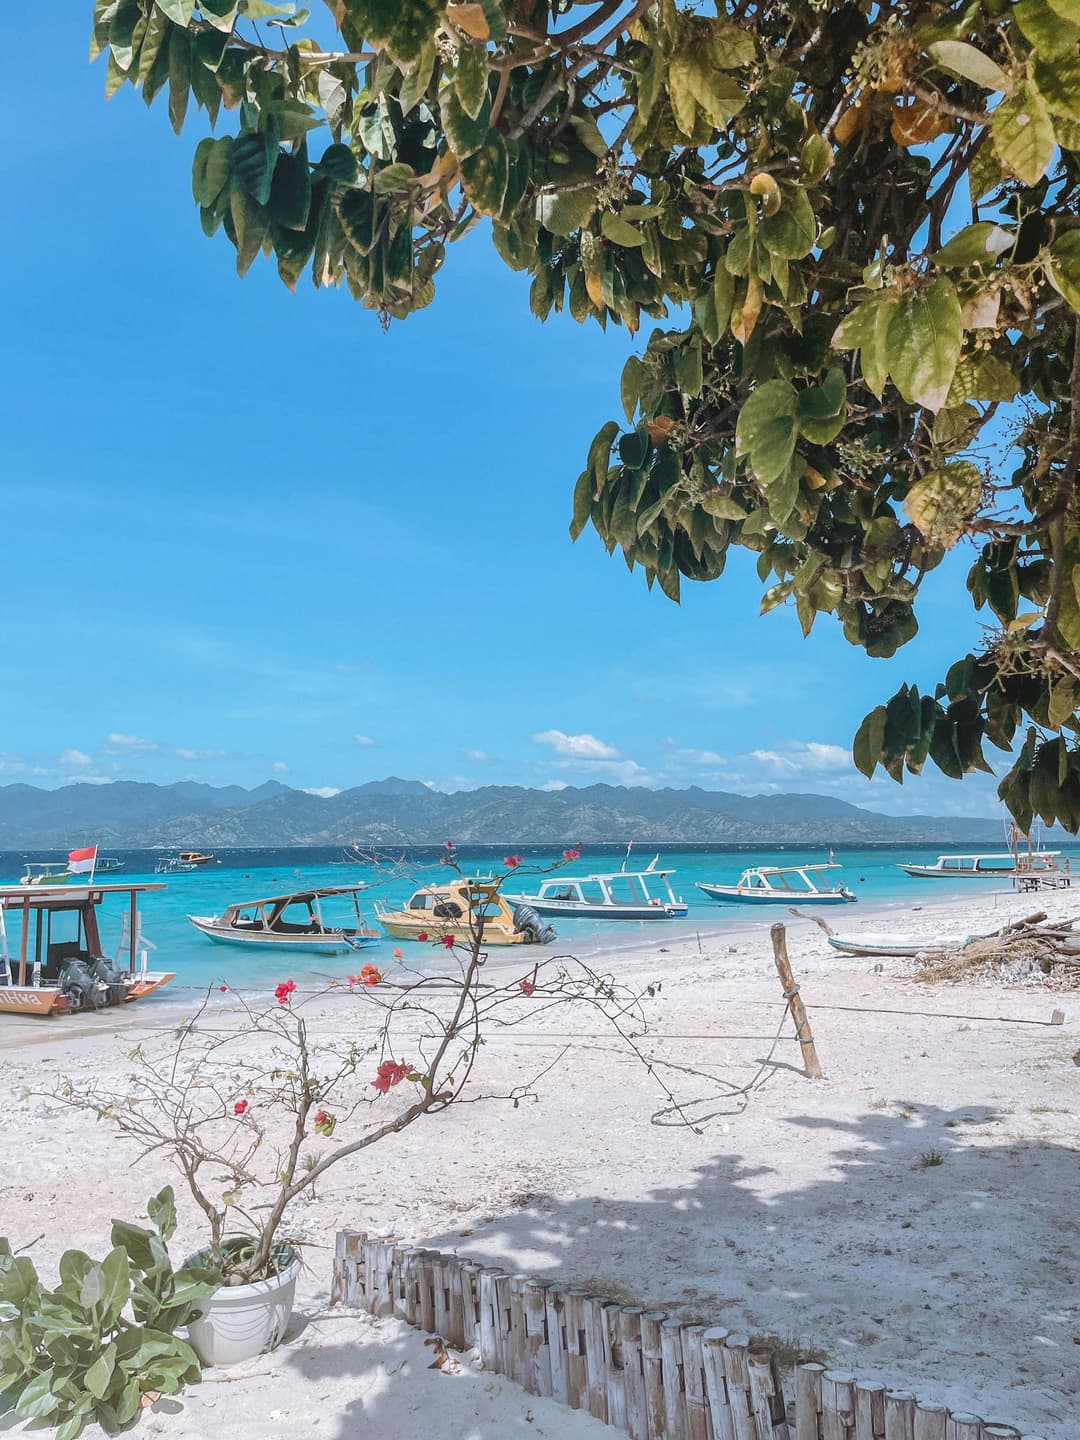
185;1248;302;1366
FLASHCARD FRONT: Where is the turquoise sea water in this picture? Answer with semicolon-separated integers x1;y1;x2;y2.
2;843;1072;1014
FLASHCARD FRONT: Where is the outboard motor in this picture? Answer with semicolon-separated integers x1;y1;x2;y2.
512;904;557;945
58;959;107;1010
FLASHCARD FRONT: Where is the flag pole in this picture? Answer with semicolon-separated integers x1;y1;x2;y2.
90;844;98;886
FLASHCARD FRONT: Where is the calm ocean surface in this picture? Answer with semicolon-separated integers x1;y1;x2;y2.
2;842;1072;1013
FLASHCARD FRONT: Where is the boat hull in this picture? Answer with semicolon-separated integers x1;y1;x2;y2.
503;895;687;920
899;864;1021;879
827;937;921;957
0;972;175;1017
189;917;379;954
378;916;530;945
698;884;855;905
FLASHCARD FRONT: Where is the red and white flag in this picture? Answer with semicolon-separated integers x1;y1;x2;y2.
68;846;98;875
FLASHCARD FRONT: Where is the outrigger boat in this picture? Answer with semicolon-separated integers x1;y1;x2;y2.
0;881;173;1017
155;855;196;874
504;855;688;920
376;878;556;945
698;863;856;906
188;885;380;954
19;863;74;887
897;852;1068;880
97;857;125;873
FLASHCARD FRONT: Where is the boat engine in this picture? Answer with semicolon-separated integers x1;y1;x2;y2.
512;904;557;945
58;956;126;1010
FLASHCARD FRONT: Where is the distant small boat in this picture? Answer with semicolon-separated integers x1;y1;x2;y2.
897;852;1065;880
698;863;856;906
97;857;125;873
504;856;688;920
156;856;196;875
376;879;555;946
19;863;73;887
178;850;214;867
189;884;379;955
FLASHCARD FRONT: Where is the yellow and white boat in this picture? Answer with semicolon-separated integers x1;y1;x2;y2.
375;878;555;946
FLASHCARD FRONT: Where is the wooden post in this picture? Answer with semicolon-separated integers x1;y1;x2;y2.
418;1251;436;1334
460;1261;482;1349
944;1419;982;1440
509;1275;528;1389
640;1311;667;1440
547;1287;569;1406
660;1317;688;1440
854;1382;887;1439
375;1241;394;1317
478;1269;501;1371
912;1403;946;1440
621;1308;649;1440
703;1328;735;1440
883;1391;915;1440
771;923;823;1079
564;1291;589;1411
604;1303;628;1433
444;1256;465;1347
584;1297;612;1423
525;1281;553;1398
722;1335;757;1440
331;1230;362;1306
391;1245;408;1322
981;1429;1020;1440
748;1345;790;1438
796;1362;825;1440
683;1325;711;1440
821;1371;857;1440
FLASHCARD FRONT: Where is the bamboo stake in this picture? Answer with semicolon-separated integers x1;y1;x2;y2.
883;1391;915;1440
478;1269;502;1371
982;1429;1020;1439
703;1327;735;1440
748;1345;790;1438
661;1317;688;1440
418;1251;435;1335
722;1335;757;1440
621;1307;649;1440
796;1362;825;1440
605;1304;629;1433
912;1403;947;1440
641;1311;668;1440
525;1281;553;1398
402;1248;423;1327
509;1275;528;1389
771;923;823;1079
822;1371;857;1440
445;1256;465;1348
376;1241;394;1318
565;1290;589;1411
585;1297;613;1422
683;1325;712;1440
546;1285;568;1405
944;1419;982;1440
460;1260;482;1349
854;1382;887;1439
494;1272;512;1377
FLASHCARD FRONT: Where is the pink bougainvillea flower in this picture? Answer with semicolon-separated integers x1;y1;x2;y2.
503;854;524;868
274;979;297;1005
219;985;228;993
314;1110;327;1124
233;1099;249;1116
439;935;456;949
416;931;429;942
563;847;581;861
445;840;454;850
371;1059;411;1095
519;980;536;997
393;947;403;959
360;963;382;987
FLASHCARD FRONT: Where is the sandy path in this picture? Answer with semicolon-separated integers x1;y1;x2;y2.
1;886;1077;1438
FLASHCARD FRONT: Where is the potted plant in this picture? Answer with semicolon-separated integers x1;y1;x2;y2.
46;852;677;1372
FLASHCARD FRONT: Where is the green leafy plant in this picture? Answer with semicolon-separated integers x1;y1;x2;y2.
90;0;1080;828
0;1186;215;1439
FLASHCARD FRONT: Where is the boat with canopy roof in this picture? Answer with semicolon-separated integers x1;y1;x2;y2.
188;885;380;954
698;863;857;906
504;855;688;920
0;881;174;1017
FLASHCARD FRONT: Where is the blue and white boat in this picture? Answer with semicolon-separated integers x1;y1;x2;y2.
505;856;688;920
189;885;379;954
698;863;856;906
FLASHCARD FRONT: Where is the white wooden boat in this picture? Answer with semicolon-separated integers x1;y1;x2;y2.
156;856;196;874
698;863;856;906
504;856;687;920
897;852;1066;879
189;885;379;954
0;881;174;1017
19;863;74;887
827;935;923;958
376;879;556;945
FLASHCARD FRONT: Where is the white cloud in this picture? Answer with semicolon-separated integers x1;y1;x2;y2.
539;779;569;791
104;732;158;754
304;786;340;798
532;729;620;761
0;753;48;778
748;742;852;777
353;735;376;747
272;761;289;774
462;749;491;763
175;747;226;761
59;748;93;767
672;748;727;767
77;775;115;786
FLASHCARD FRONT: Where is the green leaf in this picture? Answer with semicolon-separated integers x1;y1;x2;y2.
1048;231;1080;312
156;0;195;21
1033;52;1080;120
799;133;832;184
991;80;1055;185
1014;0;1080;58
620;356;644;423
453;41;489;121
317;143;358;184
758;182;816;259
853;706;887;778
885;278;962;411
85;1344;117;1401
736;379;799;485
904;462;983;546
927;41;1009;91
832;296;895;399
587;421;620;491
931;222;1014;267
441;88;490;159
668;41;746;136
269;147;312;229
674;339;703;397
797;367;847;444
600;212;645;248
536;188;596;236
946;351;1018;404
570;470;593;541
167;24;190;135
230;188;270;275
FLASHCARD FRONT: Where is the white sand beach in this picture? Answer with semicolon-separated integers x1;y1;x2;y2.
2;884;1078;1439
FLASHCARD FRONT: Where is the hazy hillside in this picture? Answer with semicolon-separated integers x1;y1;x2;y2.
0;777;1010;847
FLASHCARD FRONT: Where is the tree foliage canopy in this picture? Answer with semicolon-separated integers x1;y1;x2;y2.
92;0;1080;828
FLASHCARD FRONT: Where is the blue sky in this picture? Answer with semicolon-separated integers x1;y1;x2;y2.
0;9;1005;817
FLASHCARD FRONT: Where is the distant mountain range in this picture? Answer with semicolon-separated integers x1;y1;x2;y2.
0;777;1016;847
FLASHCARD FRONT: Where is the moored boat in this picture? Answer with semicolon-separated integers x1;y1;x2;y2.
156;855;197;874
179;850;214;866
189;885;380;955
826;935;924;958
0;881;174;1017
376;878;556;945
19;863;74;887
897;852;1067;880
698;863;856;906
97;857;125;873
504;855;687;920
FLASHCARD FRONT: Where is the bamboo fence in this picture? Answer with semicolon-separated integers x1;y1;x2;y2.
331;1231;1046;1440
